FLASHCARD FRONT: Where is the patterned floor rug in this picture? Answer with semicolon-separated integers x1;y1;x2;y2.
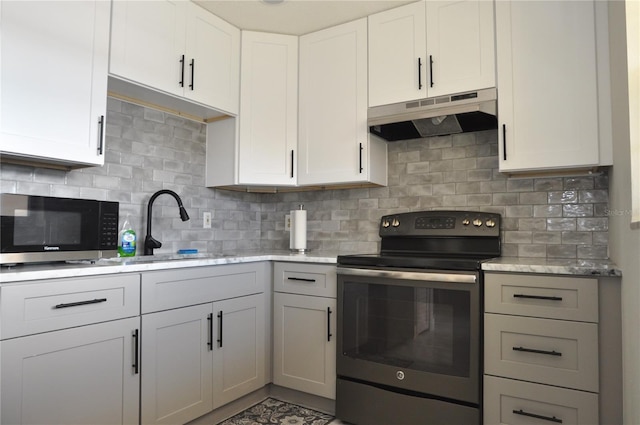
217;397;334;425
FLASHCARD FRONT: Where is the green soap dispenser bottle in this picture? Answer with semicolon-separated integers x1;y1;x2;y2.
118;216;137;257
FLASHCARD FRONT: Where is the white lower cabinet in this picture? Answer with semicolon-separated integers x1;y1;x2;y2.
484;375;599;425
273;293;336;399
1;317;140;425
272;262;337;400
212;294;266;408
484;273;602;425
141;304;213;425
0;273;141;425
140;263;269;425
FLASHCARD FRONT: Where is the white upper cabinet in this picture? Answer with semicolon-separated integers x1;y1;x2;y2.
496;0;605;172
368;0;495;107
0;0;110;167
298;18;387;186
110;0;239;115
238;32;298;186
368;1;427;107
110;1;186;99
425;1;495;98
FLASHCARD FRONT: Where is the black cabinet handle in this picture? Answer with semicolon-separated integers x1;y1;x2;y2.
132;329;139;374
54;298;107;309
418;57;423;90
513;409;562;423
97;115;104;155
287;277;316;283
327;307;333;342
207;313;213;351
502;124;507;160
290;150;294;178
359;143;363;173
514;294;563;301
179;55;185;87
189;58;195;90
429;55;434;88
217;311;223;348
513;346;562;356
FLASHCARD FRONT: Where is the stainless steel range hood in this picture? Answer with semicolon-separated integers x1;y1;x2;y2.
368;88;498;141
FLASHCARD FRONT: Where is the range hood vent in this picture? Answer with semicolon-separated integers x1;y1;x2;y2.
368;88;498;141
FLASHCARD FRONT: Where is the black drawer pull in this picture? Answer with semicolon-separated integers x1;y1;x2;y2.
179;54;185;87
54;298;107;309
502;124;507;160
513;409;562;423
327;307;333;342
429;55;434;87
132;329;139;374
513;346;562;356
207;313;213;351
514;294;563;301
217;311;223;348
97;115;105;155
189;58;195;90
287;277;316;283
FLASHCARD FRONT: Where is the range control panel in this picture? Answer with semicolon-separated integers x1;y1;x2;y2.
379;210;501;238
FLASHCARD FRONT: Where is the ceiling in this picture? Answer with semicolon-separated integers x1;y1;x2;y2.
195;0;417;36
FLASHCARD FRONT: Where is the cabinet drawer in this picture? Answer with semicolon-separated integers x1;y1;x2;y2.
1;273;140;339
273;262;336;297
485;273;598;322
484;313;598;392
142;262;268;313
484;375;599;425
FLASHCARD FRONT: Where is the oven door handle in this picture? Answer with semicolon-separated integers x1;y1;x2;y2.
336;267;477;284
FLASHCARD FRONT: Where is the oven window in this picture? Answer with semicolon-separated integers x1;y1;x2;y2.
342;282;471;377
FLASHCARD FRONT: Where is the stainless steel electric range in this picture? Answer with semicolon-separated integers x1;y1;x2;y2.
335;210;501;425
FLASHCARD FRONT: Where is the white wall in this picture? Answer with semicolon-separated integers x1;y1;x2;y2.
607;2;640;424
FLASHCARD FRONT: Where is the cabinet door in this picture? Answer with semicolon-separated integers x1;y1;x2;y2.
238;32;298;185
368;1;427;106
273;293;336;399
184;2;240;114
110;0;186;98
141;305;213;425
212;294;266;408
0;0;109;167
496;1;600;172
1;318;140;425
299;18;385;186
426;0;495;97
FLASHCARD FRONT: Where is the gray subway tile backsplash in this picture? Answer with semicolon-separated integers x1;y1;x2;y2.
0;100;610;260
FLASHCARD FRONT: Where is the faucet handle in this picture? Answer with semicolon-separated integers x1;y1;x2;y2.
144;235;162;255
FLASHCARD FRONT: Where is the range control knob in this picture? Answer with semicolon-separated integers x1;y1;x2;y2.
485;219;496;228
473;218;483;227
382;219;391;228
462;218;470;226
392;218;400;227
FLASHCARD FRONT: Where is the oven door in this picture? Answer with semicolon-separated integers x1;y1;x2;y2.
337;267;480;404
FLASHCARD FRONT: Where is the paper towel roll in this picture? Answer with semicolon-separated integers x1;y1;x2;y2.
290;208;307;252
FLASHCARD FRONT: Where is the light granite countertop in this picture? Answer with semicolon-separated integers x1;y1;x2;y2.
0;251;622;284
482;257;622;277
0;251;339;284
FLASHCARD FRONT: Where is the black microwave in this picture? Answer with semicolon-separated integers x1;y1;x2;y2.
1;194;119;265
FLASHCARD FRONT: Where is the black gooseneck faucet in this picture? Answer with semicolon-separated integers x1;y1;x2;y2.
144;189;190;255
